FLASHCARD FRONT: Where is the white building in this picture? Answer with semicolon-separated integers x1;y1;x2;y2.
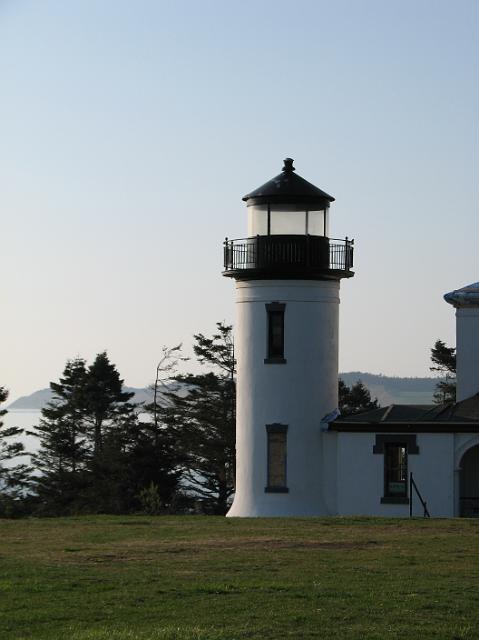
223;159;479;518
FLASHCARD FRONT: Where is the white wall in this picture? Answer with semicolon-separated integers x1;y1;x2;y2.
334;432;456;517
456;308;479;401
228;279;340;517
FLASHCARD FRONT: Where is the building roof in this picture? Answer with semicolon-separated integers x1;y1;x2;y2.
242;158;334;206
329;393;479;433
444;282;479;308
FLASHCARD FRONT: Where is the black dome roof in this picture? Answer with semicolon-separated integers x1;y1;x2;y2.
243;158;335;206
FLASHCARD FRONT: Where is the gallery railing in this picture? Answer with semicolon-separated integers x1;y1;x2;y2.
223;235;354;276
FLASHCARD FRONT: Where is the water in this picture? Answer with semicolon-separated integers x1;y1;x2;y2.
2;410;41;467
2;410;152;467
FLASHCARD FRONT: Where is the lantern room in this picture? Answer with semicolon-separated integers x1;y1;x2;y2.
244;157;333;237
223;158;354;281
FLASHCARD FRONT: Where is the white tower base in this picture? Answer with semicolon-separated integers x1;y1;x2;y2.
227;279;340;517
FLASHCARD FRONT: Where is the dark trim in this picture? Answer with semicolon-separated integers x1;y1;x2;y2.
381;497;410;505
245;195;333;206
266;423;288;493
373;434;419;455
225;270;352;281
265;486;289;493
266;302;285;361
265;302;286;312
375;437;414;504
266;423;288;434
330;423;479;433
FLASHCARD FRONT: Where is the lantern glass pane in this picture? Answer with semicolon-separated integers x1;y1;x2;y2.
247;205;268;236
308;210;325;236
270;204;306;235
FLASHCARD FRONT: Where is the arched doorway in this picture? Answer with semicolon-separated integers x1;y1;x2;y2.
460;445;479;517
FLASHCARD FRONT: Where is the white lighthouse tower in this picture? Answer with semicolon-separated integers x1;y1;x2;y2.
224;158;354;517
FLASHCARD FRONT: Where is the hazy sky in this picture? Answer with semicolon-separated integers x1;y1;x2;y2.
1;0;478;401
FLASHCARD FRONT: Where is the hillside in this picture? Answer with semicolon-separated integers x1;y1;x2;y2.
8;374;439;410
339;372;437;406
8;386;154;410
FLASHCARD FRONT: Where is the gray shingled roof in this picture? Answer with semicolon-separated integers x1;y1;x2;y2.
330;393;479;430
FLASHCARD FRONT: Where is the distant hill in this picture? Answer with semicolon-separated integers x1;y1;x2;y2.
8;386;155;411
8;374;439;410
339;372;437;406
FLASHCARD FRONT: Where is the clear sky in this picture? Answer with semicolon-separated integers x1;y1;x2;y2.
1;0;478;401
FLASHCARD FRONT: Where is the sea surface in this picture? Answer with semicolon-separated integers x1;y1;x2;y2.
2;410;40;467
3;410;152;467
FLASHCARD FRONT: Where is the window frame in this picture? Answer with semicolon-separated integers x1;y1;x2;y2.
383;442;408;499
373;434;419;505
265;423;289;493
264;302;286;364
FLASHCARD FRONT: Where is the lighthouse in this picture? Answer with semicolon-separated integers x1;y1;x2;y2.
223;158;354;516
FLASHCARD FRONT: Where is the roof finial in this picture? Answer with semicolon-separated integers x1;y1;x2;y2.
282;157;295;173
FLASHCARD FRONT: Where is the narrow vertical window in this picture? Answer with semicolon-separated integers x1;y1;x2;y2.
265;302;286;363
384;443;408;498
265;424;288;493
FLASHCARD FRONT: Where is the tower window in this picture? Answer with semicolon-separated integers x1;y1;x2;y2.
265;302;286;364
265;424;288;492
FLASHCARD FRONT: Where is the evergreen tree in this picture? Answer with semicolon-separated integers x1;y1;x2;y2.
164;323;236;514
0;387;29;515
430;339;456;403
339;378;379;416
122;417;183;513
84;352;135;456
129;345;187;514
81;352;138;513
30;358;90;514
31;353;139;514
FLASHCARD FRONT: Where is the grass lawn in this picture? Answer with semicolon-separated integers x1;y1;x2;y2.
0;516;478;639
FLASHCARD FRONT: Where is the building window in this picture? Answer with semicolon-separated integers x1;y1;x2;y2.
373;434;418;505
384;443;408;498
265;302;286;364
265;424;288;493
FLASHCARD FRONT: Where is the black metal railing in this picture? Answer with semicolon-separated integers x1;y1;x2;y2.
223;235;354;276
409;473;431;518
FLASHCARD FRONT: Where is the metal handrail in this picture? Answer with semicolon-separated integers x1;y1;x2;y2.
226;235;354;244
409;472;431;518
223;235;354;274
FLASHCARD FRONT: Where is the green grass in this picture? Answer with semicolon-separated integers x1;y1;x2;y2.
1;516;479;639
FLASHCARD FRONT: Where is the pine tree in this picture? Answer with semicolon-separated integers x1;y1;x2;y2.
129;345;186;514
0;387;29;515
81;352;138;513
122;417;183;513
430;339;456;403
163;323;236;514
31;353;139;514
84;352;135;456
30;358;90;514
339;378;379;417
